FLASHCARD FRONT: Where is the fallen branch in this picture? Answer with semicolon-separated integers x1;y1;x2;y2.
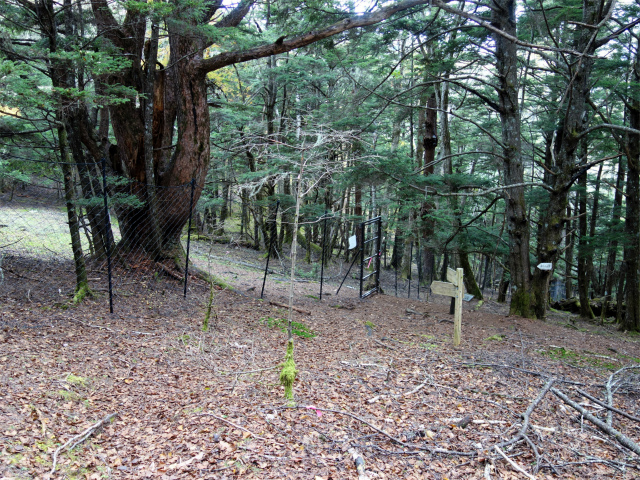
268;300;310;315
496;378;555;449
280;406;474;456
576;388;640;423
367;378;428;404
348;448;370;480
50;412;117;475
551;387;640;457
494;445;535;480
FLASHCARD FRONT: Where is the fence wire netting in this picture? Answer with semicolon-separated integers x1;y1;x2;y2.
1;157;486;316
0;161;200;315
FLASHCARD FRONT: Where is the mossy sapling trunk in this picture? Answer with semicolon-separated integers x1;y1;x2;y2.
281;160;303;401
59;124;90;303
400;213;415;279
36;0;90;302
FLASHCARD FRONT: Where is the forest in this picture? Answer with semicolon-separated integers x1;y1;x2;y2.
2;0;640;328
1;0;640;325
2;1;640;478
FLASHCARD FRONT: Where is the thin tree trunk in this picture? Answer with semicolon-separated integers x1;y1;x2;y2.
578;169;595;318
605;158;625;298
623;70;640;331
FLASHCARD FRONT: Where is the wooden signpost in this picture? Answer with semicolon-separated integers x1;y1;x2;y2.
431;268;464;346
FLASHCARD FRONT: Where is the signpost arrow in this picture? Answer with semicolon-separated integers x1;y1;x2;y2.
431;281;457;297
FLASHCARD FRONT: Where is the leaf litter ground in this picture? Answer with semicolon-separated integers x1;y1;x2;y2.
1;250;640;479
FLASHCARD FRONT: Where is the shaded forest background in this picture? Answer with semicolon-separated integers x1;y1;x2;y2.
2;0;640;329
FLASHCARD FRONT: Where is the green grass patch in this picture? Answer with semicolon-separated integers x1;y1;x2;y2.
483;334;506;342
261;316;317;338
539;346;619;370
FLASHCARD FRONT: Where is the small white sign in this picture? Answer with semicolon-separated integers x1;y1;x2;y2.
537;263;553;271
463;294;474;302
348;235;357;250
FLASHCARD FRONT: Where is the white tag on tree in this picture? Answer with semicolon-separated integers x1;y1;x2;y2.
537;263;553;271
348;235;357;250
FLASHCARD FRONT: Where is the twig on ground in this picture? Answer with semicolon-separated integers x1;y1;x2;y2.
70;319;154;335
606;365;640;426
551;387;640;457
497;377;555;449
218;365;279;376
280;405;474;456
50;413;117;475
367;377;428;404
373;338;396;350
268;300;310;315
494;445;536;480
198;413;285;446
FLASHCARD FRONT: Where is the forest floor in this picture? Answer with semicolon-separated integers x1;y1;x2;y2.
1;241;640;479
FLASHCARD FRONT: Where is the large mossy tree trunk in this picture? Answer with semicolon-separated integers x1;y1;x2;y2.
530;0;612;319
492;0;532;317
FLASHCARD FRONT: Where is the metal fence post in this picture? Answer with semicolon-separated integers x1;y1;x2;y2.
408;241;413;299
320;210;327;300
375;217;382;294
359;220;365;298
101;158;114;314
184;178;195;298
261;200;280;299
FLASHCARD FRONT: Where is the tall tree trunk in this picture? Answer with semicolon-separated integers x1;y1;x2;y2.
530;0;611;319
421;92;437;284
59;124;89;298
623;61;640;331
577;168;595;318
564;203;575;299
604;158;625;298
492;0;531;317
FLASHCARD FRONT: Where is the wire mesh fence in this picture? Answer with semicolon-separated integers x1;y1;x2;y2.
2;156;484;314
0;158;200;314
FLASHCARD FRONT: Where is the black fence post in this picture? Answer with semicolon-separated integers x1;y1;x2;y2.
320;210;327;300
375;217;382;294
184;178;195;298
394;235;398;297
101;158;114;314
261;200;280;299
417;240;421;300
407;240;413;299
359;220;365;298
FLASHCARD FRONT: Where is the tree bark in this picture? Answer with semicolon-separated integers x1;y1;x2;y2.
492;0;531;317
623;62;640;331
578;167;595;318
530;0;612;319
604;158;625;298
